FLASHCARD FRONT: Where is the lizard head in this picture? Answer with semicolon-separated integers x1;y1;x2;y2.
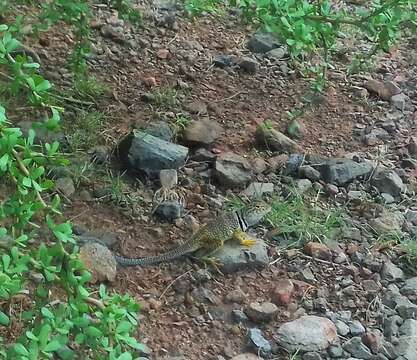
242;201;272;227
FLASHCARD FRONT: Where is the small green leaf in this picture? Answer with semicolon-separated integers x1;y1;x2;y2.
35;80;51;92
2;254;10;270
38;323;51;347
23;62;40;69
25;331;38;341
116;321;131;334
0;311;10;325
116;353;132;360
41;307;54;319
43;339;61;352
74;333;85;344
14;343;29;356
0;154;9;170
86;326;102;337
22;177;31;187
0;25;8;32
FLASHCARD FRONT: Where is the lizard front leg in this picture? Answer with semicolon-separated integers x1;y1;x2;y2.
233;229;256;247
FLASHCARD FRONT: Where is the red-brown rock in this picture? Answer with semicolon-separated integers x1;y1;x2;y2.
271;279;294;306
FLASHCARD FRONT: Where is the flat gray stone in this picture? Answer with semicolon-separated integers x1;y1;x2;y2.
381;261;404;282
371;169;405;197
399;319;417;336
247;328;271;356
118;130;188;178
215;152;252;188
313;158;373;186
275;315;337;352
343;337;373;359
210;237;269;274
247;32;281;53
401;277;417;297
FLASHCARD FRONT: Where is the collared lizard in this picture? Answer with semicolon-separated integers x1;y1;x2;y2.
114;201;271;267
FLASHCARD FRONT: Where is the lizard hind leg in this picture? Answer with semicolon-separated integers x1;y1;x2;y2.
233;229;257;247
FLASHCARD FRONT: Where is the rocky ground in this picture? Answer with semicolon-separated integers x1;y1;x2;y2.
4;0;417;359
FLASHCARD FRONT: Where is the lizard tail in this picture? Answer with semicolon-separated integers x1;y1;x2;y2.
114;240;200;267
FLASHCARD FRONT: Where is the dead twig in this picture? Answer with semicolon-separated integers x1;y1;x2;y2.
159;270;192;300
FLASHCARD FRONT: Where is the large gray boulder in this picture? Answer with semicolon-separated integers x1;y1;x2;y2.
313;158;373;185
117;130;188;177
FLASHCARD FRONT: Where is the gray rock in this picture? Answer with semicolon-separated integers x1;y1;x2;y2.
342;337;373;359
231;354;260;360
245;302;279;323
275;315;337;352
232;309;249;323
303;352;322;360
78;242;117;283
265;47;286;60
295;179;313;194
247;328;271;356
391;93;408;111
118;130;188;177
347;190;368;202
399;319;417;336
211;237;269;273
408;136;417;156
371;170;405;197
215;152;252;188
237;57;259;74
183;119;222;146
381;340;399;359
395;336;417;360
405;210;417;224
301;267;316;283
401;277;417;297
328;343;344;358
241;182;274;199
381;193;396;204
335;320;350;336
155;201;183;221
55;177;76;197
255;125;300;153
396;298;417;319
192;148;217;162
145;121;173;142
384;315;403;338
364;79;401;100
247;32;281;53
381;261;404;282
314;158;373;186
299;165;321;181
159;169;178;188
349;320;366;336
370;210;404;235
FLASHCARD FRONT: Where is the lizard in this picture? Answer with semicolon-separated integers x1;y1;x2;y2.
114;201;272;267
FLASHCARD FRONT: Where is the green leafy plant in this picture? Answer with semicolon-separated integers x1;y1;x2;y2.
151;87;179;107
172;114;190;140
189;0;416;90
0;24;143;359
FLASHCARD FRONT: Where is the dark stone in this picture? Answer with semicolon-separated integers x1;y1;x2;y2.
116;130;188;178
247;32;281;53
313;158;373;186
